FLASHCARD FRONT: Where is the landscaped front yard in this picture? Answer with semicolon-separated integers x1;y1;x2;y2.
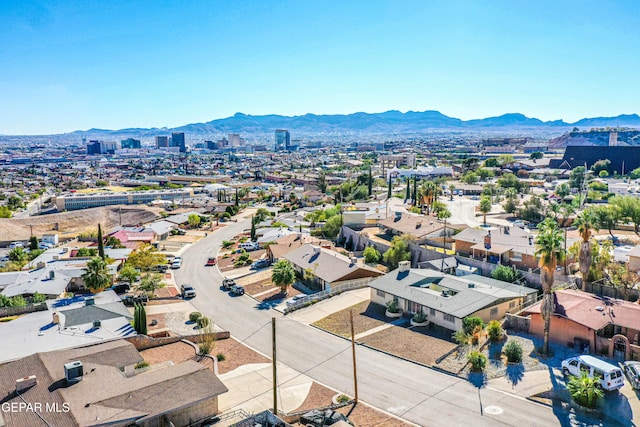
312;300;387;338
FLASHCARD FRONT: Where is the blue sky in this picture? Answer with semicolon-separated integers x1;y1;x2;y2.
1;0;639;134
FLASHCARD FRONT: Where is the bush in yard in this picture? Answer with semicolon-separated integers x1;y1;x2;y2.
567;371;604;408
189;312;202;323
453;329;471;346
412;312;427;323
216;353;226;362
467;350;488;372
487;320;503;342
463;316;484;335
385;299;399;313
503;340;523;363
491;265;518;283
196;316;210;328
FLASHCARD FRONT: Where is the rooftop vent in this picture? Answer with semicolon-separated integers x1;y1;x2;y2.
595;306;604;311
468;283;476;288
49;270;55;280
85;297;95;306
15;375;37;393
312;245;321;254
93;320;101;328
64;361;84;385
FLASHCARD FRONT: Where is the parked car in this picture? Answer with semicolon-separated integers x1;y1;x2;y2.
222;278;236;290
286;294;306;307
153;264;169;273
513;220;526;229
38;242;53;250
206;257;217;266
112;283;131;294
561;355;624;391
180;284;196;298
238;242;260;251
230;285;245;296
9;241;24;249
250;259;269;270
470;196;480;200
622;361;640;389
121;293;149;306
171;257;182;269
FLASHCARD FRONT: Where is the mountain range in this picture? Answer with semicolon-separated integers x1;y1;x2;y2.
73;110;640;137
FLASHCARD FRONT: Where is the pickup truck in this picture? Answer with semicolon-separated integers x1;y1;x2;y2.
180;284;196;298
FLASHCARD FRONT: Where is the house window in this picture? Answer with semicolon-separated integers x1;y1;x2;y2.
509;301;516;309
430;308;436;316
444;314;455;323
376;290;385;298
490;307;498;316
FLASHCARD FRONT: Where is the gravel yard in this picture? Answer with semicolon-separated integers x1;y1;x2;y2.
312;301;387;338
359;325;457;366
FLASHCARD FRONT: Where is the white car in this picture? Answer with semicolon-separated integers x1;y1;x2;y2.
171;257;182;269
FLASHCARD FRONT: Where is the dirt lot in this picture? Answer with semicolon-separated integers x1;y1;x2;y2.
292;382;413;427
139;337;270;375
217;249;267;272
312;301;388;338
0;205;161;241
359;325;457;366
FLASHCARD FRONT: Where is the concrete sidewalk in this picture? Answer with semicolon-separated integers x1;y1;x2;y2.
286;288;371;324
218;362;314;414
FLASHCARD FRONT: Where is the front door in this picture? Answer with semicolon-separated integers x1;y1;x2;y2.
614;336;627;361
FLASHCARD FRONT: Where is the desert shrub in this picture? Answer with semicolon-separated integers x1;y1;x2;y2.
463;316;484;335
487;320;503;342
196;316;210;328
453;330;470;346
503;340;523;363
189;312;202;323
567;372;604;408
336;394;350;403
468;350;488;372
412;312;427;323
385;299;399;313
216;353;226;362
134;361;149;369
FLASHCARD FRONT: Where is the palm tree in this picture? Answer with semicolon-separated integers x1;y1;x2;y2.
574;209;598;291
82;256;112;293
479;196;492;226
534;218;565;355
271;259;296;294
559;204;576;274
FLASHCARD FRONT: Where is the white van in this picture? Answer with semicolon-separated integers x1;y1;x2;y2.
562;355;624;391
9;242;24;249
238;242;259;251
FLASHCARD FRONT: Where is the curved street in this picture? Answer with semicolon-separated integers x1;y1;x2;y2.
175;218;589;427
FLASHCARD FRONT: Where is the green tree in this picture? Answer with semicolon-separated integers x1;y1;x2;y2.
363;246;381;264
529;152;543;160
590;159;611;175
188;213;201;229
534;217;565;355
567;372;604;408
383;235;411;269
504;340;523;363
491;265;518;282
479;196;492;226
368;166;373;197
7;195;23;210
126;244;167;272
317;170;327;193
118;265;139;286
105;236;125;248
8;247;28;264
82;256;112;293
0;206;11;218
611;195;640;234
569;166;586;189
387;175;392;199
592;204;620;236
554;183;571;199
322;215;342;239
250;216;257;241
468;350;488;372
438;207;451;257
134;303;148;335
497;173;520;190
137;273;165;297
630;167;640;180
487;320;503;342
484;158;500;167
97;223;105;260
271;259;296;294
29;236;38;250
498;154;514;165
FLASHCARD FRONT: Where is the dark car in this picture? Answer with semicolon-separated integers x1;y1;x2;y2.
112;283;131;294
250;259;269;270
121;293;148;306
153;264;168;273
222;278;236;290
230;285;245;296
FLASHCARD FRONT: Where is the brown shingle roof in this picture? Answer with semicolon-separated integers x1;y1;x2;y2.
377;213;444;240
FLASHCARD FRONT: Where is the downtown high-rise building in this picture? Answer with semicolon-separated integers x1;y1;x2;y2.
275;129;290;151
155;136;169;149
171;132;186;152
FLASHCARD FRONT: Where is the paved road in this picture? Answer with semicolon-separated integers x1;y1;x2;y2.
175;219;600;427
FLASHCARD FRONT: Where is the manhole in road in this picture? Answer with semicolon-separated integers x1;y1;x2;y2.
484;406;503;415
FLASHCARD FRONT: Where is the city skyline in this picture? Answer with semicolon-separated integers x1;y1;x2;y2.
2;0;640;135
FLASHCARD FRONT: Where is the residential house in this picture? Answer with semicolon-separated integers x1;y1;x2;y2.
452;225;576;271
628;245;640;272
368;261;538;332
283;244;383;291
0;290;135;364
0;340;227;427
377;212;444;245
266;234;334;263
522;289;640;360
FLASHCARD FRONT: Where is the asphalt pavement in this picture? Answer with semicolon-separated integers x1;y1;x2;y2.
175;217;613;427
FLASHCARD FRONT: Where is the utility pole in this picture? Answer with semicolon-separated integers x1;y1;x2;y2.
272;317;278;416
350;310;359;403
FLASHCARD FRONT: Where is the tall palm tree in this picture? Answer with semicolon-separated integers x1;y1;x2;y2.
438;208;452;271
534;218;565;355
573;209;598;291
271;259;296;294
479;196;492;226
82;256;112;293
